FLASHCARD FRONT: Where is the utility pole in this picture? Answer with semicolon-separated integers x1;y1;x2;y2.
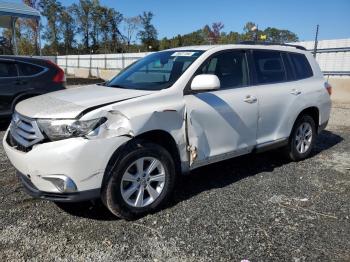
313;24;319;58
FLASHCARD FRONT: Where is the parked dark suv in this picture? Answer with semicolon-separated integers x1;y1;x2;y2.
0;56;66;118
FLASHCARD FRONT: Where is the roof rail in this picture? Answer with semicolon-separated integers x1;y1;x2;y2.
238;41;307;51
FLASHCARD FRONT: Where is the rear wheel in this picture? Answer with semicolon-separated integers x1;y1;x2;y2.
101;140;176;220
285;115;316;161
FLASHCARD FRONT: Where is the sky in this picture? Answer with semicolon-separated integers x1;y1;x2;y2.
16;0;350;41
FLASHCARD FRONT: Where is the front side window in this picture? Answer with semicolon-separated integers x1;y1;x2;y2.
0;62;17;78
290;53;313;79
108;50;204;91
198;51;249;89
252;50;286;84
17;62;44;76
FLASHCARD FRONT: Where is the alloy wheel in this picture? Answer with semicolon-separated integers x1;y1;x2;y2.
120;157;166;208
295;122;313;154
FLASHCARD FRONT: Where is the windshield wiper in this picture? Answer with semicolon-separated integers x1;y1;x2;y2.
97;81;108;86
108;84;128;89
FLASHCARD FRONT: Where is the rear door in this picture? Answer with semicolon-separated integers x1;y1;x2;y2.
184;50;259;168
249;50;302;145
0;60;19;116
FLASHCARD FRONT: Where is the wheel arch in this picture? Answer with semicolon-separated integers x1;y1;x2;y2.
135;130;182;175
291;106;320;135
102;129;182;188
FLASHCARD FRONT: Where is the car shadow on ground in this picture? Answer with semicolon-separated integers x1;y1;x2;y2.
173;130;343;202
55;130;343;221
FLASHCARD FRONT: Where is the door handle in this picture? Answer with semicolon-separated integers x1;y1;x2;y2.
244;95;257;104
290;89;302;95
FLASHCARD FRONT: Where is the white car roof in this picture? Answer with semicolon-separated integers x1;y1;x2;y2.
168;44;308;54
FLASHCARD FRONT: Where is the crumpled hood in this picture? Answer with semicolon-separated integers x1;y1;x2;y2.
15;84;153;119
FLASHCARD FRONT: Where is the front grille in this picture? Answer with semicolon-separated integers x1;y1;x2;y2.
9;112;44;151
6;133;32;152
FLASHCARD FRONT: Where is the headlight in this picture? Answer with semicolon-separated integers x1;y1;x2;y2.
37;118;106;141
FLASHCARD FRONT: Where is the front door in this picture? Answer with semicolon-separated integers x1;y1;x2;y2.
184;50;258;168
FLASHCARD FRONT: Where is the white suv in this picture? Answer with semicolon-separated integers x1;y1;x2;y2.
3;44;331;219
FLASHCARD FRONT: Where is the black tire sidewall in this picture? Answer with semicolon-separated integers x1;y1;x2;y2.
289;115;316;161
102;140;176;219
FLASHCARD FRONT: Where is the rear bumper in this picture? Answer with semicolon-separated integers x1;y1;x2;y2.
18;171;100;202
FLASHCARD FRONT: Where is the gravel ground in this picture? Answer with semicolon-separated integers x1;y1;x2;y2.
0;104;349;261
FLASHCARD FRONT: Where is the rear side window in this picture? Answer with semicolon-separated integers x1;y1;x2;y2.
0;62;17;77
252;50;286;84
289;53;313;79
17;62;44;76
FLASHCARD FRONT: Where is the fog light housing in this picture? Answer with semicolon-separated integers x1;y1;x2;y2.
42;175;77;193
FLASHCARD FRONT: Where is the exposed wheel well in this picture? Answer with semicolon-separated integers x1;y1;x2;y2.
296;107;319;132
103;130;182;187
136;130;182;174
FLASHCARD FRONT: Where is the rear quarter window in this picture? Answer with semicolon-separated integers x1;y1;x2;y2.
289;53;313;79
17;62;44;76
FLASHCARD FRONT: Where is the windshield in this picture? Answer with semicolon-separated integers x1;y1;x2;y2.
108;50;204;91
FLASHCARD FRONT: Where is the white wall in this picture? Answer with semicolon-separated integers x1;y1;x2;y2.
55;52;150;79
293;38;350;76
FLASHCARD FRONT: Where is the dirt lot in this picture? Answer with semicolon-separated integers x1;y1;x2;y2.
0;103;349;261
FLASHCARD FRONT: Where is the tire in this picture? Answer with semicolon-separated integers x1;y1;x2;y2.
285;115;316;161
101;139;176;220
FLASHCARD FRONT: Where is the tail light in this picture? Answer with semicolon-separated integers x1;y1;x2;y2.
47;60;66;84
53;68;66;83
324;82;332;96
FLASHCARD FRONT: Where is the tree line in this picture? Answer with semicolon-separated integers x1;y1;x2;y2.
0;0;299;56
159;22;299;50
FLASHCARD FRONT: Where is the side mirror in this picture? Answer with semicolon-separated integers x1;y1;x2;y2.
191;74;220;91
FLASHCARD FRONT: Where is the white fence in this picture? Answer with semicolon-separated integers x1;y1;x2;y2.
293;38;350;77
54;52;150;79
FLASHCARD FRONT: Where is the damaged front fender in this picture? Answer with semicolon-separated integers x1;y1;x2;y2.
86;110;134;139
79;93;191;172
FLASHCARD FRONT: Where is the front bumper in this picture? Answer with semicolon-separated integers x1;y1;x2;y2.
18;171;100;202
3;129;130;196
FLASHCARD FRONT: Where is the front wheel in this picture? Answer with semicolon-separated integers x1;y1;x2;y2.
285;115;316;161
101;140;176;220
